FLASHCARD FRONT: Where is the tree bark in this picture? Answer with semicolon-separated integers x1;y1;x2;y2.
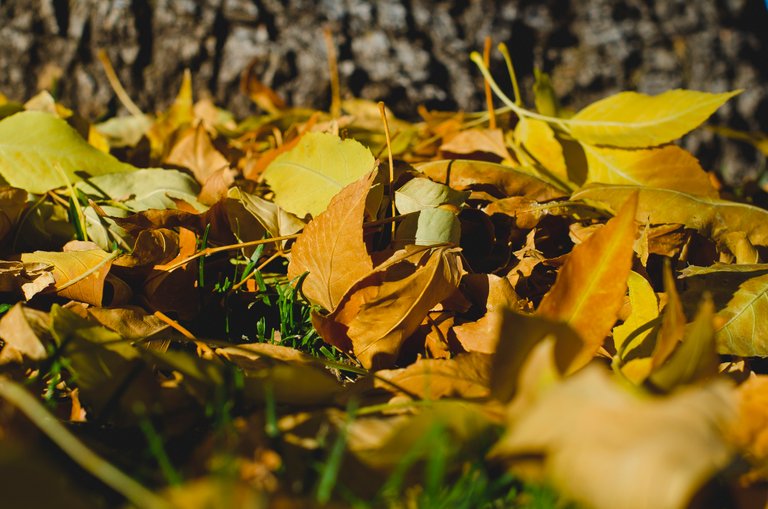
1;0;766;182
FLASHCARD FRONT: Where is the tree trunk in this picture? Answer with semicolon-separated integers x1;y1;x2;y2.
1;0;766;182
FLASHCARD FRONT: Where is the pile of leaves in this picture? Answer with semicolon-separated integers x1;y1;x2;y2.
1;45;768;509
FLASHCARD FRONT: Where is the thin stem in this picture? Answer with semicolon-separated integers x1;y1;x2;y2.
483;36;497;129
497;42;522;107
153;310;214;357
470;52;567;128
55;250;120;292
378;102;397;238
96;49;146;119
0;377;174;509
229;250;282;292
163;233;300;273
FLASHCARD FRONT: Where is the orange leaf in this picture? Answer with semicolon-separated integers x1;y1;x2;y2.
537;193;638;370
287;171;376;311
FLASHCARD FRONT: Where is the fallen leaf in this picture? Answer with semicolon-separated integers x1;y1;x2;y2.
680;264;768;356
226;187;305;252
165;122;231;186
729;375;768;485
582;143;717;197
651;261;687;368
416;159;567;201
612;271;659;365
263;132;376;218
0;260;55;300
0;186;26;243
287;171;376;311
572;185;768;246
537;193;638;370
0;303;51;365
512;118;568;182
394;177;469;215
565;89;741;147
373;353;492;400
439;128;514;163
490;366;735;509
0;111;136;193
21;242;116;306
648;294;719;392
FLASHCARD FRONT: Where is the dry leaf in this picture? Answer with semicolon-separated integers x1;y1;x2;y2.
288;171;376;311
537;193;638;370
490;366;735;509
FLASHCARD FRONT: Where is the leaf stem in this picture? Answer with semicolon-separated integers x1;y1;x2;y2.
483;36;497;129
97;49;146;119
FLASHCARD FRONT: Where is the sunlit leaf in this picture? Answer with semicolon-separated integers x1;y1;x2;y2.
537;193;638;370
566;89;740;147
680;264;768;356
0;111;135;193
288;171;376;311
263;132;376;218
582;144;717;197
572;185;768;246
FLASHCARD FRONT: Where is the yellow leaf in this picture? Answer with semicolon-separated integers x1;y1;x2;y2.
537;193;638;370
612;271;659;358
582;143;717;197
21;242;116;306
513;117;568;182
652;261;686;368
490;366;735;509
729;375;768;485
287;171;376;311
573;185;768;247
263;132;376;218
566;89;740;147
648;294;719;392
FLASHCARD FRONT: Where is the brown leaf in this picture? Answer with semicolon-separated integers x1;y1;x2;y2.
0;303;51;365
454;274;521;354
114;228;180;268
484;196;545;229
21;241;116;306
439;128;514;162
166;122;231;185
416;159;566;202
490;366;735;509
373;353;491;400
0;260;55;300
313;246;463;369
287;171;376;311
537;193;638;370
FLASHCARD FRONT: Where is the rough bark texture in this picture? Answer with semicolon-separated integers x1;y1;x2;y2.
1;0;766;182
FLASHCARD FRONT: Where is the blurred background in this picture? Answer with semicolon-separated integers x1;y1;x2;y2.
1;0;766;184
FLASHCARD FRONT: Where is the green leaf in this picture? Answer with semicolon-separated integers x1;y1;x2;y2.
76;168;203;211
262;132;375;218
394;177;469;215
572;185;768;246
566;89;740;147
395;207;461;247
0;111;136;193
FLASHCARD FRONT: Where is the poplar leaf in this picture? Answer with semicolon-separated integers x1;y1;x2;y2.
21;244;115;306
537;193;638;370
263;132;376;218
582;144;717;197
288;171;376;311
394;177;469;215
572;185;768;246
680;264;768;356
0;111;135;193
490;367;735;509
567;89;741;147
613;271;658;358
